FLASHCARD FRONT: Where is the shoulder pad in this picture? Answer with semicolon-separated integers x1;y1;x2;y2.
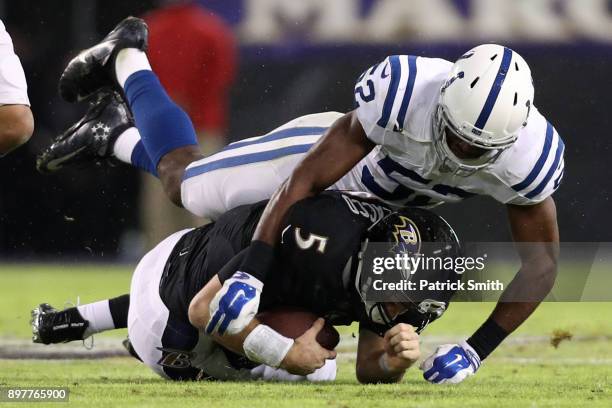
354;56;451;145
491;108;565;205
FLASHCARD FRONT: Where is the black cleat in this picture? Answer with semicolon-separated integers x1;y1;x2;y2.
37;91;133;173
31;303;89;344
59;16;148;103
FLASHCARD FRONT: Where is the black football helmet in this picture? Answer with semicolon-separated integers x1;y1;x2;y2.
356;207;462;335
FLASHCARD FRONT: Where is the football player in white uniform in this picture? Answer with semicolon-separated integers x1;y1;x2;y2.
38;18;563;385
0;19;33;155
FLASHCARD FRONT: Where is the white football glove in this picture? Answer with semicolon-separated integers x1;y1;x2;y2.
419;341;481;384
205;271;263;335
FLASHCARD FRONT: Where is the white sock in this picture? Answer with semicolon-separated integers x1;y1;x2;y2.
115;48;151;88
77;300;116;338
113;127;141;164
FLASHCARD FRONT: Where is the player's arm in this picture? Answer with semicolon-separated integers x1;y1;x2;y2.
487;197;560;325
188;275;264;356
0;19;34;156
188;268;335;375
240;110;373;280
420;197;559;384
253;110;373;246
207;111;374;336
472;197;559;348
0;104;34;155
355;323;420;384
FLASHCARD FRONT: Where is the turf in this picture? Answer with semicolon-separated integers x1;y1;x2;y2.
0;265;611;407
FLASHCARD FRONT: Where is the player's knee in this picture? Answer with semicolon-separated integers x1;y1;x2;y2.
158;171;183;207
157;146;203;206
0;105;34;155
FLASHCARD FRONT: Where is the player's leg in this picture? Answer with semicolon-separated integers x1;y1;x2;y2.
128;228;194;379
126;228;249;381
35;86;198;206
113;49;203;206
35;17;198;206
40;17;343;217
125;227;251;380
31;294;129;344
38;97;331;219
179;113;341;218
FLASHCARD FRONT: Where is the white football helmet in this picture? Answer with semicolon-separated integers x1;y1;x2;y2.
434;44;534;176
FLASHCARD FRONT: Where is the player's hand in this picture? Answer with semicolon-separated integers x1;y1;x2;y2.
206;272;263;335
420;341;481;384
281;318;337;376
382;323;421;372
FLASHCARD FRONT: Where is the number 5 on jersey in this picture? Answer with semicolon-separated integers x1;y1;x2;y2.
282;225;329;254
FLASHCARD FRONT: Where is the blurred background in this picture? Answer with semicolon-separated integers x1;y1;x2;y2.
1;0;611;262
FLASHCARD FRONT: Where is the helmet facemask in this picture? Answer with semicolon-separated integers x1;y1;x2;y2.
433;104;509;177
355;209;461;335
362;296;448;335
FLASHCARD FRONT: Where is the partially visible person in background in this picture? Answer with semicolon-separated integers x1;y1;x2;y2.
0;18;33;156
141;0;236;247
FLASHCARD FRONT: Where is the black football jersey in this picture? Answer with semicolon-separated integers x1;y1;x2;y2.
159;199;266;321
159;191;393;328
256;193;386;325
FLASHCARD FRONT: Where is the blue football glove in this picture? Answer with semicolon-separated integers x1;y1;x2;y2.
206;272;263;336
419;341;481;384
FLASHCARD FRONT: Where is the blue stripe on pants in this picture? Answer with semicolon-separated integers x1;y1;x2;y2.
183;143;314;181
222;127;327;152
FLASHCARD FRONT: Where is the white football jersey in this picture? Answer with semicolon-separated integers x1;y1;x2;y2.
335;55;565;208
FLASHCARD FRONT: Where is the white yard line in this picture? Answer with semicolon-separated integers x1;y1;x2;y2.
1;334;611;362
0;337;129;359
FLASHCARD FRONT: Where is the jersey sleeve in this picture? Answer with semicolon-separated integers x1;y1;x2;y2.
505;122;566;205
354;55;418;145
0;19;29;106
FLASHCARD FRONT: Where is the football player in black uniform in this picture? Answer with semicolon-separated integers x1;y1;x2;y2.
32;191;461;383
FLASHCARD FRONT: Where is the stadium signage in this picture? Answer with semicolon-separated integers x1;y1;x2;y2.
235;0;612;43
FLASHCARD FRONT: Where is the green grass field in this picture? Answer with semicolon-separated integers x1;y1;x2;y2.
0;265;610;407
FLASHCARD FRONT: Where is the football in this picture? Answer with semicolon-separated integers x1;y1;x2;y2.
256;306;340;350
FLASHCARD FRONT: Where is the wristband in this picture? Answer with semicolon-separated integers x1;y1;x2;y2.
466;317;509;360
243;324;294;368
240;241;275;282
